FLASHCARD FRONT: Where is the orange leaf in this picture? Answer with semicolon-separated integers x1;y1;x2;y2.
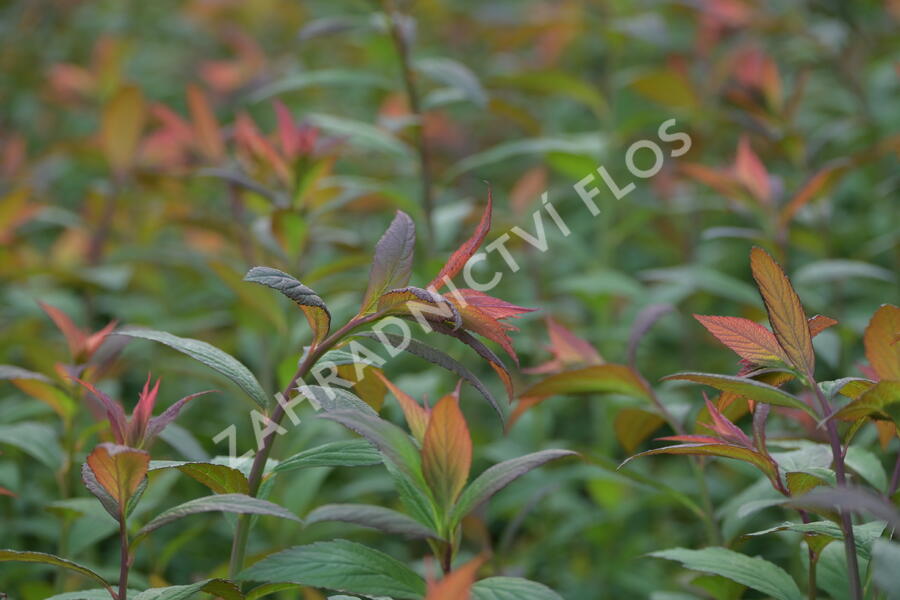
734;136;771;204
430;192;492;290
864;305;900;381
808;314;838;338
38;302;86;358
426;555;485;600
694;314;788;366
373;370;430;442
778;161;851;228
186;84;224;162
86;443;149;511
749;247;815;375
422;393;472;509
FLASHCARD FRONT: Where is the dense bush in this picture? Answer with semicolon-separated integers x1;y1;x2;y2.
0;1;897;599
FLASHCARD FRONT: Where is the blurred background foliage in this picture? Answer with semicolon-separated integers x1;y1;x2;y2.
0;0;898;598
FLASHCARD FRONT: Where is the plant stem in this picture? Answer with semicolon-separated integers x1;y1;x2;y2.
228;313;381;578
382;0;435;250
118;516;130;600
809;375;862;600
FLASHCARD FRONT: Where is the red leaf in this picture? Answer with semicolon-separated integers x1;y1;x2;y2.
734;136;771;204
524;317;603;374
426;555;485;600
430;191;492;290
72;378;128;444
808;314;838;338
128;374;160;447
451;289;535;321
750;247;815;375
694;314;788;366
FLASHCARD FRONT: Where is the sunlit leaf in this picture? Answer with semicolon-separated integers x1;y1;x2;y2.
834;381;900;428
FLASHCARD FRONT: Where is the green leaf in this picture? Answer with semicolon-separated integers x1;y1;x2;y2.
134;494;300;543
115;329;269;410
444;134;605;181
490;70;607;116
133;579;244;600
663;372;814;415
360;211;416;314
522;364;652;402
0;365;51;382
46;590;142;600
238;539;426;599
451;450;575;523
0;422;62;469
305;503;438;539
356;332;502;421
844;446;888;492
872;540;900;600
0;550;115;599
273;439;382;473
307;113;413;158
318;409;425;488
745;520;885;560
244;267;331;346
297;385;376;415
148;461;250;494
794;260;895;285
415;57;487;107
248;69;392;102
650;547;803;600
471;576;564;600
835;381;900;428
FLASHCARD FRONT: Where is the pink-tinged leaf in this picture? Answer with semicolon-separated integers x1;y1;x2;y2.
426;555;485;600
145;389;214;444
234;112;291;183
808;314;838;338
834;381;900;426
374;370;430;443
621;442;779;485
524;317;603;374
734;136;771;204
422;392;472;509
694;314;788;366
522;364;653;402
614;408;665;454
701;397;754;448
186;84;224;162
0;486;14;497
39;302;86;358
85;443;150;513
360;211;416;314
451;288;535;321
779;161;851;228
679;163;742;200
273;99;298;158
83;320;117;357
101;85;146;174
430;192;492;290
450;298;519;364
749;247;816;375
128;374;160;447
663;372;814;415
72;378;127;444
864;305;900;381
